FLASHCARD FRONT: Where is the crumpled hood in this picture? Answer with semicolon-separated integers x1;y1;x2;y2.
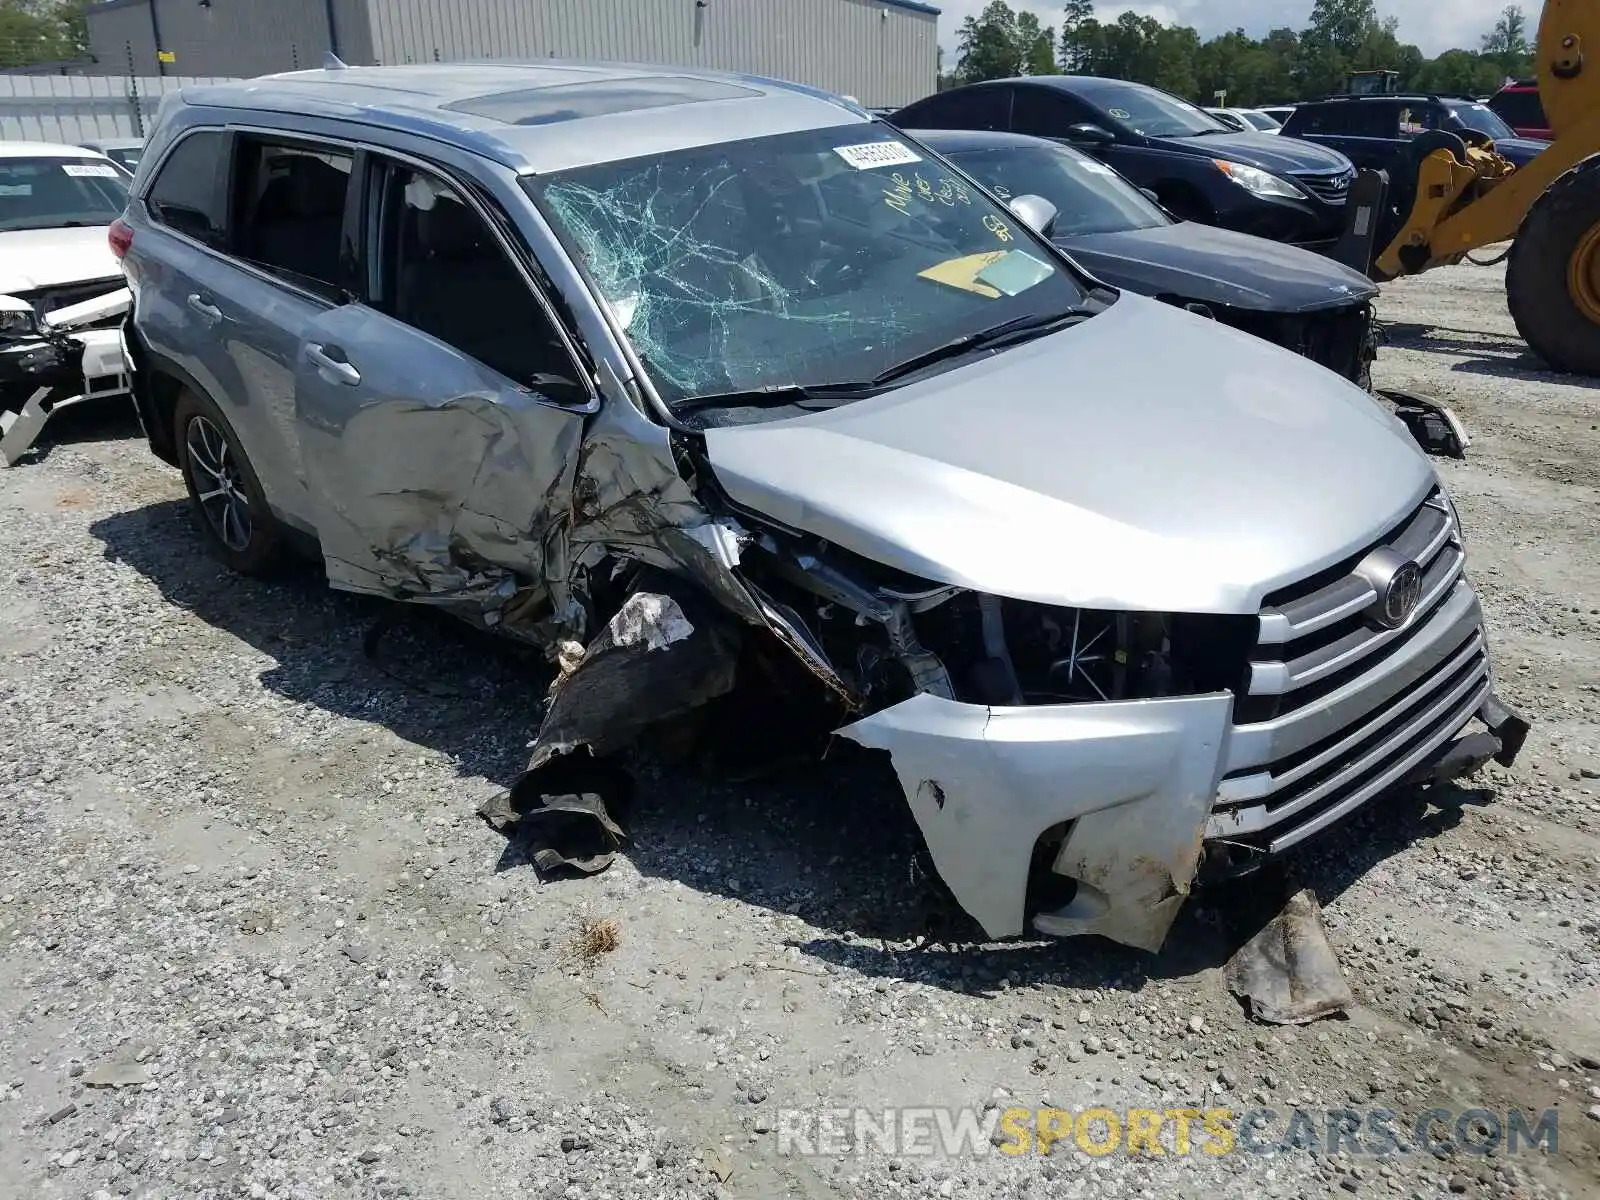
0;226;120;296
1059;222;1379;313
703;293;1433;615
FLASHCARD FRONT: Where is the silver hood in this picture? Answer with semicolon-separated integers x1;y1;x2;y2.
702;293;1434;615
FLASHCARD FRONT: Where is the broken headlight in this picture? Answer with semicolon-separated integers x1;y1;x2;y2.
0;296;43;342
914;595;1257;707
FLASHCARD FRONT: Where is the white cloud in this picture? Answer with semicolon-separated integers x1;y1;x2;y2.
935;0;1513;57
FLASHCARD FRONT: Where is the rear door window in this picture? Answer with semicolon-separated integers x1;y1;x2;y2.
230;136;356;302
899;87;1011;132
145;130;228;247
368;160;585;398
1011;88;1099;137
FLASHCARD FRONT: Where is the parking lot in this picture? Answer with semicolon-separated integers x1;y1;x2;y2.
1;257;1598;1199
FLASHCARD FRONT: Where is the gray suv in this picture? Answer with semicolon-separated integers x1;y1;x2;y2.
115;62;1527;952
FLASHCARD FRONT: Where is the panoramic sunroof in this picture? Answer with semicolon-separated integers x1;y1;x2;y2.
442;76;759;126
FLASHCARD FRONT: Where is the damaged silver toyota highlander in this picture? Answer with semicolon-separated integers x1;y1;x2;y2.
118;62;1528;952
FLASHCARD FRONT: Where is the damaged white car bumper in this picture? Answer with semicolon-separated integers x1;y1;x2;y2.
1;287;133;466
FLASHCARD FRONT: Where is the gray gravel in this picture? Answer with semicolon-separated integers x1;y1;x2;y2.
3;259;1598;1198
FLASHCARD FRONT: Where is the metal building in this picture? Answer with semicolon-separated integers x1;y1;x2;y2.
84;0;939;107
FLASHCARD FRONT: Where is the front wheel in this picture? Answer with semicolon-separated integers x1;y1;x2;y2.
172;387;286;574
1507;155;1600;377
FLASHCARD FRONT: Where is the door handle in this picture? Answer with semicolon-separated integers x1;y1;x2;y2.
306;342;361;386
186;294;222;323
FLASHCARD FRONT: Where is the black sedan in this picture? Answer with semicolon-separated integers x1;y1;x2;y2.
894;77;1358;248
912;129;1380;387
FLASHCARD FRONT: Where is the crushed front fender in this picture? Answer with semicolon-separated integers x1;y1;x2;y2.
837;691;1234;952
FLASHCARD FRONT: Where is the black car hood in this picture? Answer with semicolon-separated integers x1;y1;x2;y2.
1150;129;1351;174
1492;137;1547;167
1058;222;1379;313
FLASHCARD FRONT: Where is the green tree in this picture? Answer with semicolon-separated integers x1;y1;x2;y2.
1481;5;1532;77
1016;10;1058;75
955;0;1023;82
1304;0;1380;58
1413;48;1506;96
1058;0;1096;72
0;0;83;67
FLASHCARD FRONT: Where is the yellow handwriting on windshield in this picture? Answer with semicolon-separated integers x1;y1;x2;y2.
982;213;1014;243
884;172;973;214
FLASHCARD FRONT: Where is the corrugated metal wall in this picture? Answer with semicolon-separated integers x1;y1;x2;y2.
329;0;376;66
0;75;234;141
82;0;937;105
83;2;158;75
86;0;341;78
364;0;937;107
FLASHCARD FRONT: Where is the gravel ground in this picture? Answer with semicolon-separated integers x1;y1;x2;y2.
2;258;1598;1200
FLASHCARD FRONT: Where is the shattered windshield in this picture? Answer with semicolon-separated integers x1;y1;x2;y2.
0;157;128;232
529;124;1088;407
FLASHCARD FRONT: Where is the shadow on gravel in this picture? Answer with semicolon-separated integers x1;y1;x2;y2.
89;498;1498;997
1383;323;1600;389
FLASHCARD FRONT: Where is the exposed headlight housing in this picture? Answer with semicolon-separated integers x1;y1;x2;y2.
1212;160;1305;201
0;295;43;342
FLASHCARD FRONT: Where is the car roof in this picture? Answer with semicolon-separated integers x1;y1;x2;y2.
80;137;144;149
176;61;868;175
0;141;115;159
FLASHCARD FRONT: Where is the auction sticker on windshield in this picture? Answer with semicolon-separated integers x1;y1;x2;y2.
834;141;923;170
61;163;121;178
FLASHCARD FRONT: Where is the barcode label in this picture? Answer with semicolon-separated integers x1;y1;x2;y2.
833;141;923;170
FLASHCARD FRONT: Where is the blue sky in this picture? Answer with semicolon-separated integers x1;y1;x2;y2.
935;1;1512;57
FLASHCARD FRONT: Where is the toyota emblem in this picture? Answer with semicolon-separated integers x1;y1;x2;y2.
1381;561;1423;627
1356;548;1425;630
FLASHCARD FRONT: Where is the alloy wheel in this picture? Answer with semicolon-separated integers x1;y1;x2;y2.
184;414;252;552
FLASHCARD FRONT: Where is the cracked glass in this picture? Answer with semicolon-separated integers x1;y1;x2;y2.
528;125;1088;408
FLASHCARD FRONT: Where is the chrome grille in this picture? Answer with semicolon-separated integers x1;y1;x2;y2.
1292;167;1354;204
1213;487;1488;855
1244;489;1463;720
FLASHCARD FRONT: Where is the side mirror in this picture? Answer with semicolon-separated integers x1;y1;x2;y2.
1007;193;1058;236
1139;187;1161;204
1065;123;1115;147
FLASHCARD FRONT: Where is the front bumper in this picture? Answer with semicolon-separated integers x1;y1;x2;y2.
0;328;131;465
838;588;1528;953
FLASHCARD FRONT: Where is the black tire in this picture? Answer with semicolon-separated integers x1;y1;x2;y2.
172;386;286;575
1507;155;1600;376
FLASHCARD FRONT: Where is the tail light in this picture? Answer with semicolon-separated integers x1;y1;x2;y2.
109;218;134;259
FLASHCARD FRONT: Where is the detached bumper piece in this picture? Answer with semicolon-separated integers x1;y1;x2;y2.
0;329;131;466
1380;388;1471;459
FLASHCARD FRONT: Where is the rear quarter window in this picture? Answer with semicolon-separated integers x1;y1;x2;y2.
145;130;228;248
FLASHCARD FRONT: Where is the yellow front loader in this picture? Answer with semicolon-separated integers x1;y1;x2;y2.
1360;0;1600;375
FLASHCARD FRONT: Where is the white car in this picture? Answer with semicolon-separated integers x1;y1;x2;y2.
1206;106;1284;134
0;141;133;464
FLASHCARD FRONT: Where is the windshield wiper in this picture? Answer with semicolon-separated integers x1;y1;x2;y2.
865;308;1094;388
673;380;876;414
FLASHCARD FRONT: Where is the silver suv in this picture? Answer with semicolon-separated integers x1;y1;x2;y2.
116;62;1527;952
